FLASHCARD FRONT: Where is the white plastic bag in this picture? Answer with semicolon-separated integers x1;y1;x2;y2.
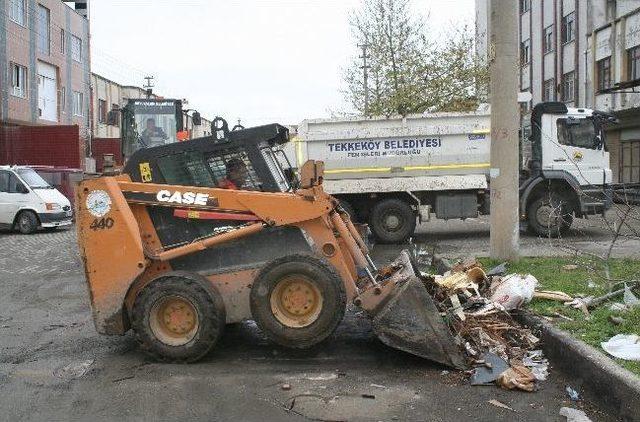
601;334;640;361
489;274;538;310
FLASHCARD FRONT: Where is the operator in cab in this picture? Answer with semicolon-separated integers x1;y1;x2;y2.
140;118;169;147
218;158;249;190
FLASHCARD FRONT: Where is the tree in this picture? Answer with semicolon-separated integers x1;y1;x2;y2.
343;0;488;116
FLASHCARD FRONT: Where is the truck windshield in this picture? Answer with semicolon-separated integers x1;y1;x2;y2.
16;168;51;189
556;118;600;149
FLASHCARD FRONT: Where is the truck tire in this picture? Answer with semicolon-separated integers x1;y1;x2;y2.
132;273;226;362
369;198;416;243
527;194;573;237
16;211;39;234
250;254;346;349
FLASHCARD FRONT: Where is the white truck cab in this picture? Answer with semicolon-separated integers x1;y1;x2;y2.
0;165;73;234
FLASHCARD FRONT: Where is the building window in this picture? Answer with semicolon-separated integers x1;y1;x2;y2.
10;63;28;98
597;57;612;92
60;29;65;54
10;0;26;26
98;99;107;123
561;12;575;44
73;91;84;116
37;4;50;55
629;46;640;81
543;78;555;101
71;35;82;63
520;39;530;65
520;0;530;14
108;104;120;126
561;71;575;102
60;87;66;112
543;25;554;54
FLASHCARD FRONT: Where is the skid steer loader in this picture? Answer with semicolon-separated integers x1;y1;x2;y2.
76;123;465;368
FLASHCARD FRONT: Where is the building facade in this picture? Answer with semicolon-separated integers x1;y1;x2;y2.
0;0;90;138
476;0;640;184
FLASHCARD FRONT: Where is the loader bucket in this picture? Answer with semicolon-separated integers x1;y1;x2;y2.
371;255;466;369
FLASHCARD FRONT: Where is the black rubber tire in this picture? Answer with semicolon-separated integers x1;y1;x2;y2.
369;198;416;244
131;273;226;362
527;194;573;238
250;254;346;349
16;210;39;234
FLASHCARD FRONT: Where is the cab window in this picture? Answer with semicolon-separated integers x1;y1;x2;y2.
556;118;599;149
205;150;263;190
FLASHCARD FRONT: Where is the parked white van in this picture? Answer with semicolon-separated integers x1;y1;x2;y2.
0;165;73;234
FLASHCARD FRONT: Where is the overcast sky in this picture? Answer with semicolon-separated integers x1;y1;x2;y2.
90;0;475;126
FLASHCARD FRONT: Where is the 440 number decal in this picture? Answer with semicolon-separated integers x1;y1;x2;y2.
90;217;114;230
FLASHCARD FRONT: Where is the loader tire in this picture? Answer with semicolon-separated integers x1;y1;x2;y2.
527;194;573;238
370;198;416;244
250;254;346;349
132;273;225;362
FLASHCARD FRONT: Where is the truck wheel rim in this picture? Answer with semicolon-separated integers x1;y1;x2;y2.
382;211;403;232
149;295;199;346
270;275;323;328
537;204;560;229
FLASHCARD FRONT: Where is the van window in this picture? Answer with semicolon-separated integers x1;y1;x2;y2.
7;173;26;193
0;171;9;192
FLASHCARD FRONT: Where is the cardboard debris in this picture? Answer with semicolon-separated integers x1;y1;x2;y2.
496;365;536;392
488;399;514;411
423;259;549;393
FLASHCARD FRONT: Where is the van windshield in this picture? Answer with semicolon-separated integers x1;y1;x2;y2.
16;169;52;189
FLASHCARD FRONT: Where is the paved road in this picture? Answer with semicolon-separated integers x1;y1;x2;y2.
406;205;640;260
0;228;618;421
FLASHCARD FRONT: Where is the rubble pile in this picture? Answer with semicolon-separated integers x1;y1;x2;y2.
422;258;548;392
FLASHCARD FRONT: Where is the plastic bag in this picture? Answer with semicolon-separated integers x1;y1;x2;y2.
601;334;640;361
489;274;538;310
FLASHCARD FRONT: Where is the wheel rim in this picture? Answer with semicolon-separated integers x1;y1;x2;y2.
149;295;199;346
536;203;561;230
270;275;323;328
381;210;404;233
19;215;30;231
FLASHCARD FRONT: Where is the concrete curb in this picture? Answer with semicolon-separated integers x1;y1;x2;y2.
516;312;640;421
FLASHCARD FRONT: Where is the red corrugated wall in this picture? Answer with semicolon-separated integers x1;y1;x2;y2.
91;138;122;172
0;125;82;168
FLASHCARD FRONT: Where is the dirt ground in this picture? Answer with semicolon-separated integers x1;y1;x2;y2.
0;227;624;421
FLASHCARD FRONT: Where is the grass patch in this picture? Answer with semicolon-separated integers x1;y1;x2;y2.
478;257;640;376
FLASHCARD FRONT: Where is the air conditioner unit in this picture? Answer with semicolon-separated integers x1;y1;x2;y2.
12;86;24;97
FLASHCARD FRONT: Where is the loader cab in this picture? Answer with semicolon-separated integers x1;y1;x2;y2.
121;99;184;161
124;122;296;193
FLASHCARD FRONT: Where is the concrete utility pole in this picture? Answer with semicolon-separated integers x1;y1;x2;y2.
358;43;371;116
489;0;519;260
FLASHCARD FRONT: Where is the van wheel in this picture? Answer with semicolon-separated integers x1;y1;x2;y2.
527;194;573;237
250;254;346;349
369;198;416;243
132;273;225;362
16;211;39;234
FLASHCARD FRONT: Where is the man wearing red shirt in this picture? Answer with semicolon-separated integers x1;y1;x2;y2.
218;158;249;190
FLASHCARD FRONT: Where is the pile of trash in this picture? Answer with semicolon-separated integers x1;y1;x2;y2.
422;258;548;392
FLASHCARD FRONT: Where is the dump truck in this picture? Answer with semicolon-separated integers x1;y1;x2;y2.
76;123;464;367
289;102;615;242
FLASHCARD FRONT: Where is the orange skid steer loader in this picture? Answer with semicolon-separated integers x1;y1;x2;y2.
76;124;464;367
